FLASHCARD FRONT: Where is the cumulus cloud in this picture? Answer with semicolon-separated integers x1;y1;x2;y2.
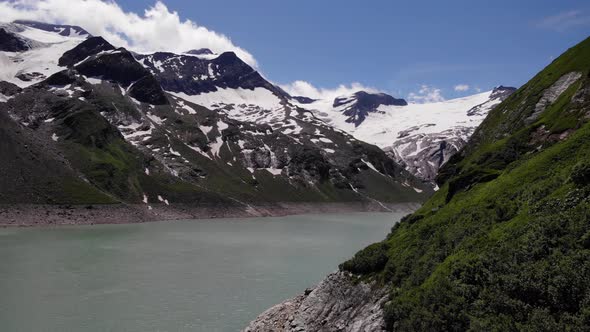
0;0;257;66
454;84;470;92
535;10;590;32
279;80;380;100
408;85;445;103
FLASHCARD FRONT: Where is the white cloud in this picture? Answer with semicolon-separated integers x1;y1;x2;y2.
408;85;445;104
535;10;590;32
454;84;470;92
0;0;257;66
279;80;380;100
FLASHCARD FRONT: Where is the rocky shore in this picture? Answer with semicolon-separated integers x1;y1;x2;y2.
244;271;388;332
0;201;419;226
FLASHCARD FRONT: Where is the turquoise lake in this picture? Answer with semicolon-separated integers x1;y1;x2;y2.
0;212;406;331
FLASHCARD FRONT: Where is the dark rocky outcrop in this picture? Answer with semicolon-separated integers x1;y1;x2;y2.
58;36;115;67
0;81;22;96
0;28;32;52
59;40;169;105
136;51;288;98
333;91;407;127
44;70;78;86
75;49;148;86
128;75;169;105
489;85;517;100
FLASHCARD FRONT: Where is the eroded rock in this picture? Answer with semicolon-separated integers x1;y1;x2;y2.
244;272;387;332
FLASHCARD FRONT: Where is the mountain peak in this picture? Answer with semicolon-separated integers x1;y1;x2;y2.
490;85;517;100
212;51;242;65
58;36;115;67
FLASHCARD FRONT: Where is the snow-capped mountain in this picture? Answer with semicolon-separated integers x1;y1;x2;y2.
0;21;429;215
0;22;89;85
292;87;516;181
332;91;407;126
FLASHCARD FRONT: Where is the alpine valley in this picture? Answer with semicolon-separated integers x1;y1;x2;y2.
0;20;519;224
2;9;590;332
0;20;433;225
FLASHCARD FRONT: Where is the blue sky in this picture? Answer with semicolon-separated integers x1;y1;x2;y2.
34;0;590;100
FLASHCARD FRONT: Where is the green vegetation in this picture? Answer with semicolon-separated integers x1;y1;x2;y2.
572;161;590;187
66;139;143;201
57;178;118;204
340;36;590;330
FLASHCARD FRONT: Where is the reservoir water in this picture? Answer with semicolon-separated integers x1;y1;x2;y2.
0;212;405;331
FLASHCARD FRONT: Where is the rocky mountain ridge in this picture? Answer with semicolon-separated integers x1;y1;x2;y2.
0;21;428;224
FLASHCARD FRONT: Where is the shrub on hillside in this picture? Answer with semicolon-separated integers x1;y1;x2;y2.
571;161;590;186
339;242;389;274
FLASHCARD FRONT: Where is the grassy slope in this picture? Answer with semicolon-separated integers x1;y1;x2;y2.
0;101;117;205
341;36;590;331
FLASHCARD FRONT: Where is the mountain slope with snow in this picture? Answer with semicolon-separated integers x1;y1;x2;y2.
293;87;516;181
0;21;428;222
0;22;89;87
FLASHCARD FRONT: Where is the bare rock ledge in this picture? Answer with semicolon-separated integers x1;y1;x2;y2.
244;271;387;332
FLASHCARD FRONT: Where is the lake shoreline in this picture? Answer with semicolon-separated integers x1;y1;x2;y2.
0;201;420;227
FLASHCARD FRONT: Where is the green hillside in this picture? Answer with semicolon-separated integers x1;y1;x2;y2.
341;36;590;331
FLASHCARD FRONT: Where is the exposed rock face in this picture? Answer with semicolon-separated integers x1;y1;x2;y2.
334;91;407;127
75;49;151;86
525;71;582;124
244;272;387;332
0;28;33;52
0;81;22;96
385;87;516;182
136;51;284;97
70;45;170;104
59;36;115;67
386;127;473;182
128;75;169;105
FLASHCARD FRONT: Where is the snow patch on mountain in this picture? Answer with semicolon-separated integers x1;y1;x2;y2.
169;88;285;125
0;22;86;87
169;88;281;111
295;88;515;181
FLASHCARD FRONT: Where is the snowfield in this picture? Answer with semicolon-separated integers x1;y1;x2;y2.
294;91;495;149
291;88;514;181
0;23;87;87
